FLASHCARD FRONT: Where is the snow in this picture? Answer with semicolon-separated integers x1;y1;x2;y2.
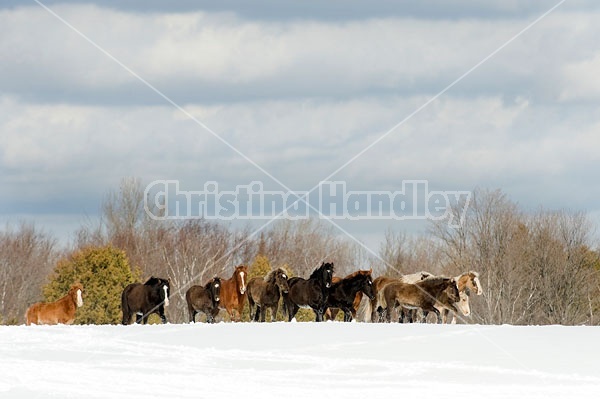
1;323;599;398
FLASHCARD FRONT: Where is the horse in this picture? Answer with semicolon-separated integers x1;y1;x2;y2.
283;262;334;322
325;269;374;321
368;271;434;322
381;277;460;323
325;269;375;322
247;268;290;322
121;276;170;325
185;277;221;323
25;283;84;325
436;271;482;323
217;265;248;322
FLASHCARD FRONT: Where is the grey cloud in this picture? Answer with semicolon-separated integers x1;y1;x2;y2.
2;0;586;21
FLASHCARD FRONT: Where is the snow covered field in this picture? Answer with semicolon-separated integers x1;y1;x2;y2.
1;323;599;398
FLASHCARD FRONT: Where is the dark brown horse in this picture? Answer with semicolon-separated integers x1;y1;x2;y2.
326;269;375;322
381;277;460;323
217;265;248;322
325;271;366;321
25;283;84;325
186;277;221;323
283;262;334;322
368;271;434;322
121;277;170;325
247;268;290;322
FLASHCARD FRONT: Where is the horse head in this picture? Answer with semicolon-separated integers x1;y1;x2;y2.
321;262;334;288
420;271;434;280
445;278;461;303
70;283;84;308
147;276;170;307
160;278;171;307
235;265;248;295
361;272;376;301
468;271;483;295
455;291;471;316
275;269;290;294
211;277;221;303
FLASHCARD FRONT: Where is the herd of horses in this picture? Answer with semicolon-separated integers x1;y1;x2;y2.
24;262;483;326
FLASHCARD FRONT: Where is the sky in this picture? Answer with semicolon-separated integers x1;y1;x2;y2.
2;0;600;253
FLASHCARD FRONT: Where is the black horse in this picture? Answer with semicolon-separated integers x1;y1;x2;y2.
247;268;290;322
283;262;334;322
121;276;170;325
185;277;221;323
326;270;375;322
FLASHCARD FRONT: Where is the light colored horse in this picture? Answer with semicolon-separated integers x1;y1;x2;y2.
436;271;482;324
26;283;84;325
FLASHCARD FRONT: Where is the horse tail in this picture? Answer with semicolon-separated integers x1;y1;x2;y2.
25;307;32;326
121;286;131;325
357;296;371;322
281;291;289;318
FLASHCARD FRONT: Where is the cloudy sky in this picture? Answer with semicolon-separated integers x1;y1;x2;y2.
2;0;600;252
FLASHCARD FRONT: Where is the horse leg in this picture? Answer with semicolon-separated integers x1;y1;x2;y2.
135;312;143;324
385;304;393;323
158;305;168;324
441;308;449;324
122;311;131;325
237;302;245;322
314;308;324;322
421;310;428;323
188;303;196;323
260;306;267;322
287;303;299;322
430;307;442;324
270;304;278;322
343;308;352;322
253;306;260;322
371;298;381;323
248;298;254;321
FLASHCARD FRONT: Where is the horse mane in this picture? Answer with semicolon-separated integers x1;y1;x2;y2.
144;276;161;286
264;268;280;284
340;269;371;284
70;283;83;293
418;276;453;286
345;269;371;278
309;262;334;279
204;277;218;290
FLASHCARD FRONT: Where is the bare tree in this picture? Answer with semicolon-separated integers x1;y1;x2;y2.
262;219;368;277
0;223;57;324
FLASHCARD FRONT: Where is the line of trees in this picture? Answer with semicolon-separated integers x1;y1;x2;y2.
1;179;599;325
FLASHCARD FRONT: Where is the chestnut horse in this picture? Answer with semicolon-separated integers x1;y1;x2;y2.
217;265;248;322
25;283;84;325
